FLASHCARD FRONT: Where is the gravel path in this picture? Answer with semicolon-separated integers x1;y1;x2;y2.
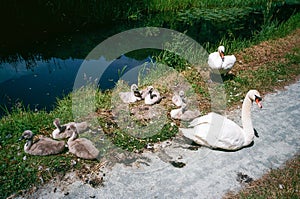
17;80;300;199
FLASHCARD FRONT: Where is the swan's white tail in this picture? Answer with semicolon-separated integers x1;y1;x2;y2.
180;127;210;147
179;128;197;141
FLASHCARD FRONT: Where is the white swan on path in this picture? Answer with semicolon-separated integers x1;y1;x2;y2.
170;103;201;121
19;130;65;156
172;90;186;107
208;46;236;75
67;124;99;160
52;118;89;139
144;86;161;105
180;90;262;150
119;84;141;103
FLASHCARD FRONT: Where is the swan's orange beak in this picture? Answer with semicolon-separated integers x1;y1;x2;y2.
255;98;262;109
220;51;225;60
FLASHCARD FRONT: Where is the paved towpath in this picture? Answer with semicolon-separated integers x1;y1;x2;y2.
18;80;300;199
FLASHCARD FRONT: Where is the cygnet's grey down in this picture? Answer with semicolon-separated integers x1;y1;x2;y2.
170;103;201;121
144;86;161;105
172;90;186;107
52;118;89;139
19;130;65;156
119;84;141;103
67;124;99;160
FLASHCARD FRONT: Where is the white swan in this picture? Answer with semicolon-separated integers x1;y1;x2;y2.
208;46;236;75
119;84;141;103
52;118;89;139
180;90;262;150
170;103;201;121
144;86;161;105
172;90;186;107
19;130;65;156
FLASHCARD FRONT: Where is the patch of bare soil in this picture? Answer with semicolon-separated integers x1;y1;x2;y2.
232;29;300;74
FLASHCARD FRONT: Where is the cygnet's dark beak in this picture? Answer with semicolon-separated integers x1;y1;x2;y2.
18;136;25;141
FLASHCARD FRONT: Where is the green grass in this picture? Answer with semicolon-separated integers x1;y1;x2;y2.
144;0;284;12
0;107;78;198
224;47;300;106
203;11;300;55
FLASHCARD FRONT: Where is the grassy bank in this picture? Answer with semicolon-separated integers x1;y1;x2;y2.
224;154;300;198
0;11;300;199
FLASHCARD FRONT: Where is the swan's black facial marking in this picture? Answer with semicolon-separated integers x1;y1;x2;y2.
254;95;262;102
254;128;259;138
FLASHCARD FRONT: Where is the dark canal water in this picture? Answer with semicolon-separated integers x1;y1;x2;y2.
0;2;299;116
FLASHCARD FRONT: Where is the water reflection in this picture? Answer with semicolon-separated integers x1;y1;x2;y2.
0;54;151;115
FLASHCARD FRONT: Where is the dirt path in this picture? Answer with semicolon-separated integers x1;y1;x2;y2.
15;79;300;199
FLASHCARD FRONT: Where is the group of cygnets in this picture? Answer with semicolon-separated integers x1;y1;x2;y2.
19;118;99;160
19;46;262;153
119;84;161;105
119;84;202;122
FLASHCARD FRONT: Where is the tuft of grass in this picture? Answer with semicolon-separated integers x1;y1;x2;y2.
109;123;178;152
204;12;300;55
144;0;282;13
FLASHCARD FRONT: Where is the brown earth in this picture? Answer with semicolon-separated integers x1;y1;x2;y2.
232;29;300;74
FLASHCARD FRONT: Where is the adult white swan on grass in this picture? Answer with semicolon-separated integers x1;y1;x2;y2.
180;90;262;150
208;45;236;75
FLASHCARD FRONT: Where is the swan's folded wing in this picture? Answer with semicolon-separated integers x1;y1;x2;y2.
188;112;218;127
213;118;245;149
222;55;236;70
208;52;222;70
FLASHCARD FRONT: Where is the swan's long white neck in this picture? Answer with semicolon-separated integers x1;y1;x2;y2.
241;93;254;146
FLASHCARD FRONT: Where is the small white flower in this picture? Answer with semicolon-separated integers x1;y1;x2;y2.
279;184;284;189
